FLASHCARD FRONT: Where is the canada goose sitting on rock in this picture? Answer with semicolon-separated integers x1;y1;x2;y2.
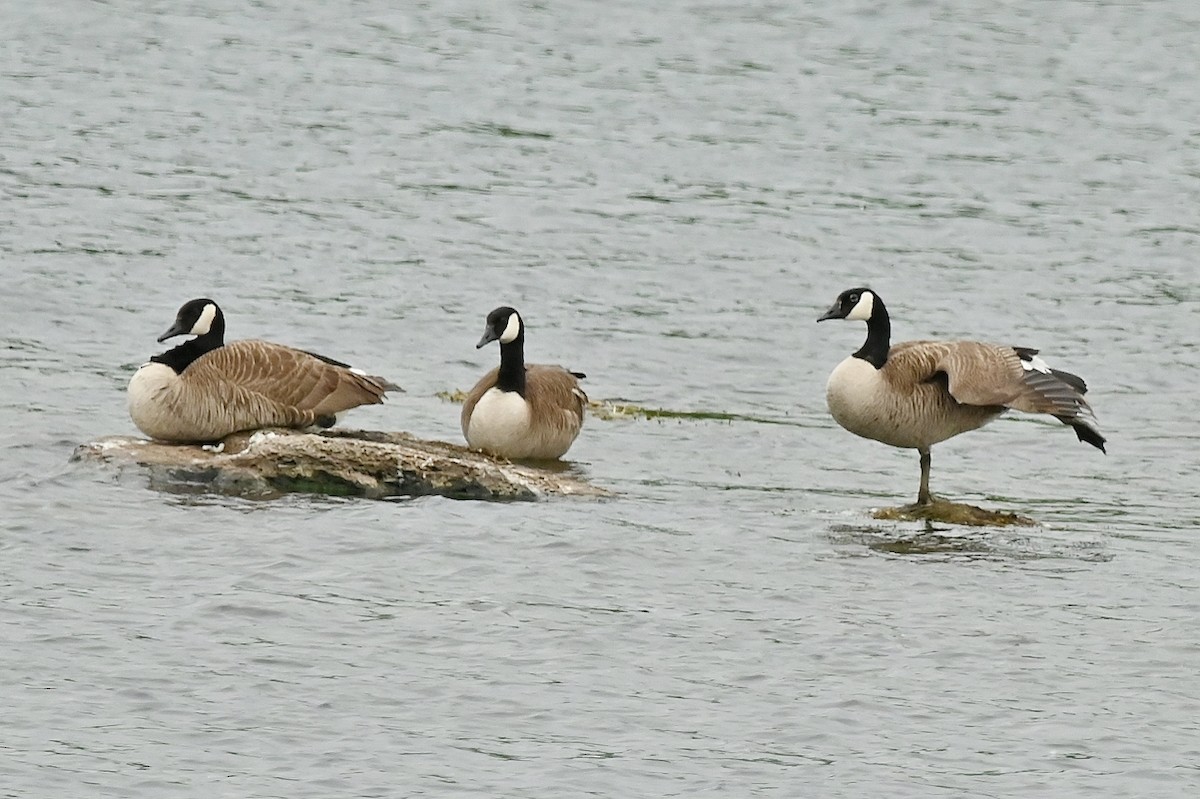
128;298;399;443
817;288;1105;505
461;306;587;460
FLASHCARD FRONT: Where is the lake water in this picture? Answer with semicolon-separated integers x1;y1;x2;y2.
3;1;1199;796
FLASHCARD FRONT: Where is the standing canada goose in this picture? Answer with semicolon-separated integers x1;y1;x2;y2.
127;298;399;442
461;306;587;460
817;287;1105;505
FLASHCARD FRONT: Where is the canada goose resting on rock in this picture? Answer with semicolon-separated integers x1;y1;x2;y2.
128;298;399;443
817;288;1105;506
461;307;587;460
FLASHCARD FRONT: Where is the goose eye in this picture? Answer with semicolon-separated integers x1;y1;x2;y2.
849;293;859;303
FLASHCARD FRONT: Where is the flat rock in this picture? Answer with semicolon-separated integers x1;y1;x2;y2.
872;500;1035;527
72;428;609;502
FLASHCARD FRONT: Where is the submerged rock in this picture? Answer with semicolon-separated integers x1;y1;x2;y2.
872;500;1035;527
72;428;609;502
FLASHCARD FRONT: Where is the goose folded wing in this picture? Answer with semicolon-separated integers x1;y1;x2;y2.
894;340;1027;408
195;341;381;413
525;365;588;433
921;341;1088;417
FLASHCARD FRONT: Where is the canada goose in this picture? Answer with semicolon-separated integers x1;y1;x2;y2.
817;288;1105;505
127;298;399;442
461;306;587;460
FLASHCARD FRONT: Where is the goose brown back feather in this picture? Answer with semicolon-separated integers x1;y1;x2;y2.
191;340;392;416
887;340;1102;436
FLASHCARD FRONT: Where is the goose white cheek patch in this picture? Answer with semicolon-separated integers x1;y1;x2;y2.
499;313;521;344
190;303;217;336
846;291;875;321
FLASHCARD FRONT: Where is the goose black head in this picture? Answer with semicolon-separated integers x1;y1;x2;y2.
158;298;225;342
818;288;876;323
476;306;523;349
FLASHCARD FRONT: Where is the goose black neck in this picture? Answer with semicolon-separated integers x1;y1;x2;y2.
854;297;891;369
151;330;224;374
495;335;527;395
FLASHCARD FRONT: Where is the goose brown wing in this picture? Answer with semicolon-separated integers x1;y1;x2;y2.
907;341;1104;449
880;341;992;397
525;364;587;437
893;340;1027;407
189;340;391;415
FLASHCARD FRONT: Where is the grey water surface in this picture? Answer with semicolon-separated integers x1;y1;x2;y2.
3;1;1199;797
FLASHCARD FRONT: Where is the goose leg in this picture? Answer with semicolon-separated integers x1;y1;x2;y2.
917;447;932;505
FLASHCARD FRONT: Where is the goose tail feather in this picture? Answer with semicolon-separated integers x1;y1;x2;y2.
1059;414;1107;453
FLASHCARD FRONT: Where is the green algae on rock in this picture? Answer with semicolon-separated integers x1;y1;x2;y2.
872;500;1036;527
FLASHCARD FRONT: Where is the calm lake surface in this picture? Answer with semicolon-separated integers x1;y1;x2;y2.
3;1;1199;796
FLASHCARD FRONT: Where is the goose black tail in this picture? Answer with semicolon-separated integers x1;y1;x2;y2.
1058;415;1107;453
